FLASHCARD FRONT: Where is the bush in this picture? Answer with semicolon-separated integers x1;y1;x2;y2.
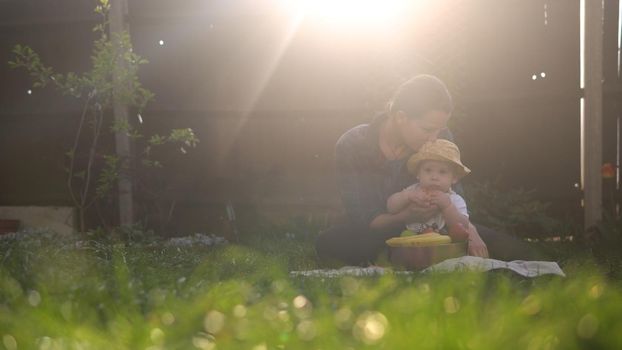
464;180;564;239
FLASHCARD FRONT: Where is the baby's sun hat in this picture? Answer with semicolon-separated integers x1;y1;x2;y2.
407;139;471;178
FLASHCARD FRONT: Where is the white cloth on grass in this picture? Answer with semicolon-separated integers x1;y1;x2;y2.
290;265;391;278
290;257;565;278
421;256;566;277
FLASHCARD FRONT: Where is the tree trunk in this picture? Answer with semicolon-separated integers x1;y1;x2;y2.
109;0;134;227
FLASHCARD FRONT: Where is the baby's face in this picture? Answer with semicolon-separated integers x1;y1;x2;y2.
416;160;457;192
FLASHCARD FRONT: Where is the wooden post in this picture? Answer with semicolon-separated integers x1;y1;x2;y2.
583;0;604;228
603;0;620;217
109;0;134;226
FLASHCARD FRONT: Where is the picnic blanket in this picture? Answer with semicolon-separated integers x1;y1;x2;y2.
290;256;565;278
421;256;565;277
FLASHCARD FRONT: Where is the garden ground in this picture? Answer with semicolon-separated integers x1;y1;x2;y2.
1;215;622;350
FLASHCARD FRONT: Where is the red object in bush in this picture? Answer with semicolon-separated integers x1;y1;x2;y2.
602;163;615;179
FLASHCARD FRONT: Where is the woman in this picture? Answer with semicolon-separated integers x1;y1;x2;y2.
315;75;537;265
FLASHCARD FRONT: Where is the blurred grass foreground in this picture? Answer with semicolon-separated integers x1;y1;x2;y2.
1;226;622;350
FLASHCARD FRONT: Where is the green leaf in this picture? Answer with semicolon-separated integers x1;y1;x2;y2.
148;135;166;146
110;119;131;133
168;128;199;147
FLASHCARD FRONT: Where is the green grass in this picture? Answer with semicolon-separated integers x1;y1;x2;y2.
1;227;622;349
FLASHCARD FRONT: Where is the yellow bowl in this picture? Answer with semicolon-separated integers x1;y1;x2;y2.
388;242;467;270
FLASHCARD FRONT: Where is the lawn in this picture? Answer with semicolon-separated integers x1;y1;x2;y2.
1;224;622;350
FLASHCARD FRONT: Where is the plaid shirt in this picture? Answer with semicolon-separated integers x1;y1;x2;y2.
335;114;456;228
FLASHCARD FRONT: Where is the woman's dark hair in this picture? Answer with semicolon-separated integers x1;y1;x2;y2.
388;75;453;119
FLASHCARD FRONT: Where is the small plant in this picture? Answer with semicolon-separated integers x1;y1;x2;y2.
8;0;198;232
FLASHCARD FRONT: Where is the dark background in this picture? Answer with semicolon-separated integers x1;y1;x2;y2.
0;0;618;232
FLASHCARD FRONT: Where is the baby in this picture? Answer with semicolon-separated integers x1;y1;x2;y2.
387;139;471;238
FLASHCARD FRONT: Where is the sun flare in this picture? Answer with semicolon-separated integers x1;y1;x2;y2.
280;0;413;29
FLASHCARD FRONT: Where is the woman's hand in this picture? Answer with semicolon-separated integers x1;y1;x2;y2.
466;224;489;258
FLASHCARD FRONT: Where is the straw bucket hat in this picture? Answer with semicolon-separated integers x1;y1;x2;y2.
407;139;471;178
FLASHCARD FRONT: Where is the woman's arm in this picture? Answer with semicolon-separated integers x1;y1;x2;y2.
386;190;410;214
369;210;409;232
370;202;438;232
466;223;489;258
335;136;386;227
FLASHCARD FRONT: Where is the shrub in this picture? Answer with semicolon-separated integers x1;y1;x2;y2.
464;180;563;239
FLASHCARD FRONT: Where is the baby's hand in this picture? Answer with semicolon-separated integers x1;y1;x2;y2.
428;190;452;210
403;202;438;222
407;188;431;208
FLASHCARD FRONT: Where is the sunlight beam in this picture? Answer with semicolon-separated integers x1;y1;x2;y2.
219;8;306;170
